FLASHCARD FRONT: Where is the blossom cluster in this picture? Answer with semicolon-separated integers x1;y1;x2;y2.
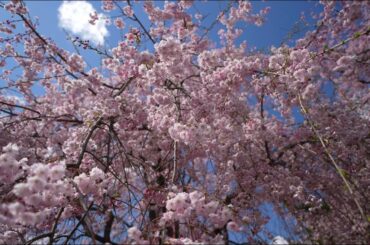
0;0;369;244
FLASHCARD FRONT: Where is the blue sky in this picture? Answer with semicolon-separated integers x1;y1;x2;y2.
15;1;322;66
1;0;322;101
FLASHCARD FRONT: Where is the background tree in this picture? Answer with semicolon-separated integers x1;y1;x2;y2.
0;0;369;244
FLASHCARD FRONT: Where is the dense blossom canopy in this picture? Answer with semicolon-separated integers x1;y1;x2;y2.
0;0;369;244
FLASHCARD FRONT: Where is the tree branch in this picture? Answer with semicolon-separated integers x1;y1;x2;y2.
62;202;94;245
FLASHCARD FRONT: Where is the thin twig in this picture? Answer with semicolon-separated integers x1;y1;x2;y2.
298;94;366;221
0;101;40;114
48;207;65;245
172;141;177;183
67;117;102;169
62;202;94;245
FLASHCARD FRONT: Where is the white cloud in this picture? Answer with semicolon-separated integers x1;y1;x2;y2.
3;95;25;105
0;95;26;117
58;1;109;45
271;236;289;245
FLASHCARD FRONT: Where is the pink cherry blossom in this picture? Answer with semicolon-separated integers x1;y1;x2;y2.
0;1;369;244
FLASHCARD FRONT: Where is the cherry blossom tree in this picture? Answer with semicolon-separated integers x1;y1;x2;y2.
0;0;369;244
